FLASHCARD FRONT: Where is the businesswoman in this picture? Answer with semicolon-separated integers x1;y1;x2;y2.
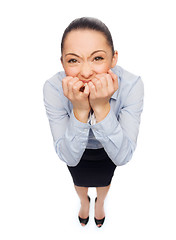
43;17;144;227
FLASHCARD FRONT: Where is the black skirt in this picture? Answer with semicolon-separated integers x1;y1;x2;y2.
67;148;116;187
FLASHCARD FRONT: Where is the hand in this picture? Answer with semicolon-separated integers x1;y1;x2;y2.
87;70;118;121
62;76;91;122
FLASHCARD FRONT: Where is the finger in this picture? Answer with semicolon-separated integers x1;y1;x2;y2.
91;77;101;92
88;81;96;97
106;74;114;93
72;80;84;94
62;76;73;96
83;83;90;96
108;69;118;91
95;74;108;89
67;77;79;95
108;69;117;80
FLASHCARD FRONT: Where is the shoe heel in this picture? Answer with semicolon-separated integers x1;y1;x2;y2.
94;197;105;228
78;195;91;226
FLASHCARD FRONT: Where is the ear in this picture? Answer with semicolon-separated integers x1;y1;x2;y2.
111;50;118;68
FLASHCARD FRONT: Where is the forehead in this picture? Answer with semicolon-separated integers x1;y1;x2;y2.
63;29;110;55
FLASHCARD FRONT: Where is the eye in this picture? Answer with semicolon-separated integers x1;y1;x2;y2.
68;59;78;63
94;56;104;61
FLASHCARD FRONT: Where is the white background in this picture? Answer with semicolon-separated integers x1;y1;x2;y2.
0;0;176;239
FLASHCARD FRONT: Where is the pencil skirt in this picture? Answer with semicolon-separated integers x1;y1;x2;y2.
67;148;116;187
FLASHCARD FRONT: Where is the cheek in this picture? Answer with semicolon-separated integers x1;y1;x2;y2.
64;67;79;77
93;63;111;74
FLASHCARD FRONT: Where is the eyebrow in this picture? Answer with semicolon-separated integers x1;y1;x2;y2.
65;50;106;58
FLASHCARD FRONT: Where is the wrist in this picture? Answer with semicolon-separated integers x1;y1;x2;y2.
73;108;90;123
93;103;111;123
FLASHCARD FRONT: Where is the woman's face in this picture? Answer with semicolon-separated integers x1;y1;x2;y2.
61;29;118;83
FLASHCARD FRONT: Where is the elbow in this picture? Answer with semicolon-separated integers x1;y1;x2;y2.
56;149;79;167
66;161;79;167
117;150;133;166
114;143;135;166
54;142;80;167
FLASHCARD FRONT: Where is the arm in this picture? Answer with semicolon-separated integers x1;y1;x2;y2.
43;80;91;167
89;73;144;166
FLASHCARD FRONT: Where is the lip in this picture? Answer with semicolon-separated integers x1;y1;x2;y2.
80;80;91;83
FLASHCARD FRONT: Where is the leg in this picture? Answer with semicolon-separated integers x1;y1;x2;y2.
95;184;111;227
74;185;90;226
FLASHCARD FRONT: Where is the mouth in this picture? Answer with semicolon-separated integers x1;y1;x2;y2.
80;85;86;92
80;80;91;83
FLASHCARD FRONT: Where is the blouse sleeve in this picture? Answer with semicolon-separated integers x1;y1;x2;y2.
91;77;144;166
43;80;91;166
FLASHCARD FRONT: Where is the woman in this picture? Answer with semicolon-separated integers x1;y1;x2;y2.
43;17;144;227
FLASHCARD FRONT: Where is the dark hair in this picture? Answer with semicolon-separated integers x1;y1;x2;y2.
61;17;114;55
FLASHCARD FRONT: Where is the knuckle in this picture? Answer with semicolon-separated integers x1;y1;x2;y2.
73;85;77;91
90;82;95;89
68;81;74;87
112;73;118;81
62;79;67;85
64;76;72;82
107;74;113;81
107;74;111;79
96;80;101;86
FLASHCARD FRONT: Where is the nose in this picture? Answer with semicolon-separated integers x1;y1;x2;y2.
80;62;93;79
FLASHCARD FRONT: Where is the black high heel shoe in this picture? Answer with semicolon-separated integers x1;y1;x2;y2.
78;196;91;226
94;197;105;228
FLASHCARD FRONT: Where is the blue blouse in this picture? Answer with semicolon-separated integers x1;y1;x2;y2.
43;65;144;166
